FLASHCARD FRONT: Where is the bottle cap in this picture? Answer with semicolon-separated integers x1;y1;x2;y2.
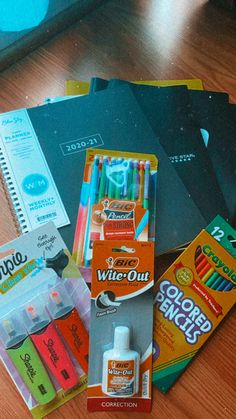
114;326;130;351
23;297;50;334
47;283;74;319
0;312;27;349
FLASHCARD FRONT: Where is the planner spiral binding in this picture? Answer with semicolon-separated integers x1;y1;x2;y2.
0;145;28;234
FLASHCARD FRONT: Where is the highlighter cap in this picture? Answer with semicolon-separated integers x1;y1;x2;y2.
23;298;50;334
0;312;27;349
114;326;130;351
47;283;74;319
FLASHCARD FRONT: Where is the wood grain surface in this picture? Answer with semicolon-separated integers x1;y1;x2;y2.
0;1;235;418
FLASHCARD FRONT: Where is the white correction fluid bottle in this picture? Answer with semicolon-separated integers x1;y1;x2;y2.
102;326;140;397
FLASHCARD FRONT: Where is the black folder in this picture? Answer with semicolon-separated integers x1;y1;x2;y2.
188;90;236;221
89;79;229;223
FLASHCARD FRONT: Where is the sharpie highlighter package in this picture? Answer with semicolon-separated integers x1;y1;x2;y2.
0;222;90;418
153;215;236;392
73;148;158;269
87;240;154;412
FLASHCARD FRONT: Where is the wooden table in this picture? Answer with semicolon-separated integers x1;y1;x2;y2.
0;1;235;418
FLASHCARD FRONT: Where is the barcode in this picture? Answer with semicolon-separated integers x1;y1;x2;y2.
61;369;69;380
38;384;47;395
142;370;149;397
37;212;56;222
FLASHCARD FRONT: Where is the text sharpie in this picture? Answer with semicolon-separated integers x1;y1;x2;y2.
47;283;89;374
0;313;56;405
24;300;78;391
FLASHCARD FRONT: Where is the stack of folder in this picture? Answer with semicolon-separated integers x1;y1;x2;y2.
67;77;236;258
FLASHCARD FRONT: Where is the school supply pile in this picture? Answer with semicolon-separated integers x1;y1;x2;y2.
0;77;235;416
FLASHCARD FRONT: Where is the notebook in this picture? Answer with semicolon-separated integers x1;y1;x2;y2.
0;85;207;255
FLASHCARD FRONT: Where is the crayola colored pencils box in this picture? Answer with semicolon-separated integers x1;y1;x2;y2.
153;216;236;392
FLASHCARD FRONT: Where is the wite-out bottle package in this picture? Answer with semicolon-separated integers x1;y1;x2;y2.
88;240;154;413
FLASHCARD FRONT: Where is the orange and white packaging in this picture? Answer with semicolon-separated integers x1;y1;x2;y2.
87;240;154;412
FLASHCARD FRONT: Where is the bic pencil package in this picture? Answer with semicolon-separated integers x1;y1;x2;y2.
153;215;236;392
0;222;90;419
87;240;154;412
73;148;158;269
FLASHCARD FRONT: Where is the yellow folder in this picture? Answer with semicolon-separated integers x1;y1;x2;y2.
65;78;203;95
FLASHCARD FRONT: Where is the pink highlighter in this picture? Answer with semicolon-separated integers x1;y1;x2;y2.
24;299;78;391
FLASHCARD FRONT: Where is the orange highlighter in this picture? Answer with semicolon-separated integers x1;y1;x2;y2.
47;283;89;374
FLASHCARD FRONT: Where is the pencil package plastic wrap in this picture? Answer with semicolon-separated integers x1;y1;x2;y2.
87;240;154;412
0;222;90;419
73;148;158;269
153;215;236;392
